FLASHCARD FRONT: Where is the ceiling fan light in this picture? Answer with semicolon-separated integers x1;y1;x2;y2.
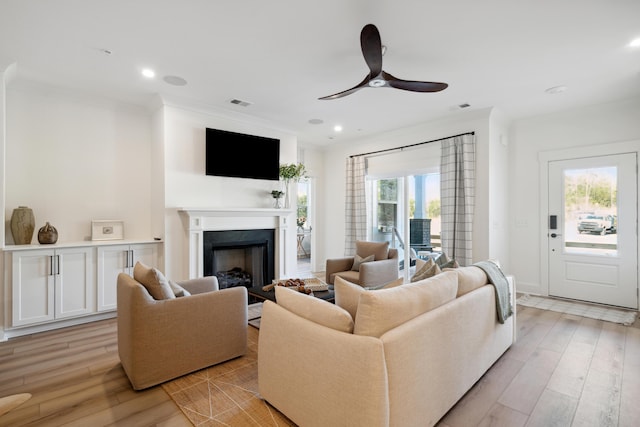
369;79;385;87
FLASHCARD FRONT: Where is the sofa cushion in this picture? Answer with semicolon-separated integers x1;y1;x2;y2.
133;262;176;300
356;240;389;261
444;266;488;297
169;280;192;297
365;277;404;290
275;286;354;333
411;258;441;282
351;253;374;271
332;270;361;285
354;271;458;338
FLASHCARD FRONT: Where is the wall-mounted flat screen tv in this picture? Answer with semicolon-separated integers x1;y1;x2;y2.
205;128;280;181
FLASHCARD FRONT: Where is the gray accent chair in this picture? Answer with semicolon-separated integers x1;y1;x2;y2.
325;241;399;288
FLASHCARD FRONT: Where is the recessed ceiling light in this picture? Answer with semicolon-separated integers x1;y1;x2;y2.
630;38;640;47
334;125;343;132
163;75;187;86
545;85;567;94
141;68;156;78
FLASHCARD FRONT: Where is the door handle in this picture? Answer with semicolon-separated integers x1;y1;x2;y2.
550;233;562;238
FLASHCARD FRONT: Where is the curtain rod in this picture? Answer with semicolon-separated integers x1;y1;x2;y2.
349;131;475;158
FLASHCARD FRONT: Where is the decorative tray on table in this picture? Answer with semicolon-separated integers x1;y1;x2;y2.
262;277;329;293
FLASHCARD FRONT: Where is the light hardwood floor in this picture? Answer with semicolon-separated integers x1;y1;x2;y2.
0;304;639;426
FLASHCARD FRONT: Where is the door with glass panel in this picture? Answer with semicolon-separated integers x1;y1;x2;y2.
368;174;441;274
548;153;638;309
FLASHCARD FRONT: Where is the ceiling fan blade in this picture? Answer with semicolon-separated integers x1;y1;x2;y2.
383;71;448;92
318;74;370;100
360;24;383;77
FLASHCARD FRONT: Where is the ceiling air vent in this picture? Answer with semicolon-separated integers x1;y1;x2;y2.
229;98;252;107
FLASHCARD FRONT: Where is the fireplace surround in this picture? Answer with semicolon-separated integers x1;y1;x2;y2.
179;208;294;280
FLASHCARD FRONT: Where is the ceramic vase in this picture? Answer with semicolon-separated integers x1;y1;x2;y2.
10;206;35;245
38;222;58;244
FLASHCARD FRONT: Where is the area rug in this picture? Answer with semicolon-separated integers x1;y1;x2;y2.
248;302;262;329
161;327;295;426
517;294;638;325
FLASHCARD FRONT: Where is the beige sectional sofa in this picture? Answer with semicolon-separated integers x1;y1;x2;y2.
258;262;515;427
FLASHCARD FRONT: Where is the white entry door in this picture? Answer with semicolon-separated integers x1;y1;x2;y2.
548;153;638;309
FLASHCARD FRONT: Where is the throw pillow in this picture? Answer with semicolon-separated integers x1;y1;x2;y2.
355;240;389;261
275;286;354;333
334;276;366;320
133;262;176;300
441;259;459;269
351;253;374;271
411;258;441;282
435;252;449;267
354;271;459;338
169;280;192;297
335;276;406;319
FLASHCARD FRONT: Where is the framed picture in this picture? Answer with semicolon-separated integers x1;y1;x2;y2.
91;220;124;241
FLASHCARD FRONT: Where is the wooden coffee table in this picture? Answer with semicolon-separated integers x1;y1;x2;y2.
248;280;335;303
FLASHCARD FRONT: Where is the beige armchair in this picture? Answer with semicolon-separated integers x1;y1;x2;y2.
117;273;248;390
325;240;399;288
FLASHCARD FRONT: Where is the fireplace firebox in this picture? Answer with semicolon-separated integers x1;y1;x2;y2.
203;229;275;289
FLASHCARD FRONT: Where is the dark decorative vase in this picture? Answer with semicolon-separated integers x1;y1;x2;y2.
38;222;58;244
10;206;35;245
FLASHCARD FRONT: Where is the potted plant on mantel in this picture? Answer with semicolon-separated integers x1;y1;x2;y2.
270;190;284;208
278;162;307;209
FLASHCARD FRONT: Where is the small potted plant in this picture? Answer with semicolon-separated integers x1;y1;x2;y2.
271;190;285;208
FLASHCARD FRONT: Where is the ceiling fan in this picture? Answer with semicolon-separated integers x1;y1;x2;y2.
319;24;448;100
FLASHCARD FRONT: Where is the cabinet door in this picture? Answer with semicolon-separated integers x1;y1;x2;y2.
12;250;55;326
96;245;130;312
55;247;95;319
130;243;158;270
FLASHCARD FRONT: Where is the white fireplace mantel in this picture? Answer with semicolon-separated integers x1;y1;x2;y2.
178;207;295;279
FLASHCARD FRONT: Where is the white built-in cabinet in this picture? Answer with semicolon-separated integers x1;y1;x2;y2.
10;247;94;327
3;241;161;331
96;243;158;311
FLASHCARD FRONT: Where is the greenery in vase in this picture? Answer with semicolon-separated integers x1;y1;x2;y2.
279;163;307;182
297;216;306;228
271;190;284;198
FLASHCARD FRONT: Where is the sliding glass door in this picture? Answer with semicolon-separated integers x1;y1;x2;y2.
367;173;441;274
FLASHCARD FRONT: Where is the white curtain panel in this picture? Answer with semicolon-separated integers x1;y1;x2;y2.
440;134;476;266
344;156;367;255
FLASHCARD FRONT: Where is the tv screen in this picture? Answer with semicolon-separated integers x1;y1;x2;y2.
205;128;280;181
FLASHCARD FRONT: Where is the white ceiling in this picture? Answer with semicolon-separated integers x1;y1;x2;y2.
1;0;639;147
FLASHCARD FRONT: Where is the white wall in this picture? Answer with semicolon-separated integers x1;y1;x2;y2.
509;97;640;294
320;108;497;270
160;103;299;280
488;109;511;269
4;80;153;244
